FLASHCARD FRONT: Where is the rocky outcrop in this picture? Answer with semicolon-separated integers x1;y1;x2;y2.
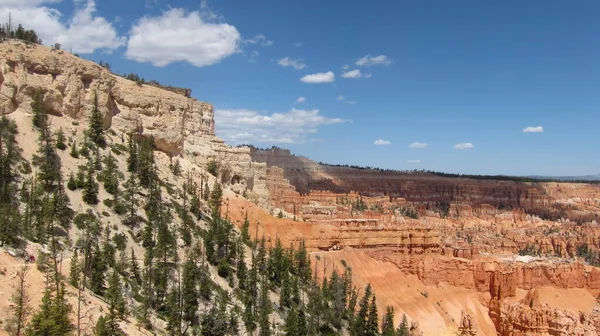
490;289;600;336
459;310;478;336
0;40;268;203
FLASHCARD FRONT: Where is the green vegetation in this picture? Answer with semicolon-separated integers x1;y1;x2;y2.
0;83;424;336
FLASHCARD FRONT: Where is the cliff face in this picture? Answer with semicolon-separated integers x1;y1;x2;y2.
490;289;600;336
0;40;267;203
251;147;553;212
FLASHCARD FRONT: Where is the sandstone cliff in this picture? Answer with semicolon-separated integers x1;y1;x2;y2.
0;40;268;204
251;147;597;221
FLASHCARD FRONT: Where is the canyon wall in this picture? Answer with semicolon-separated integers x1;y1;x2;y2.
0;40;267;204
251;147;585;220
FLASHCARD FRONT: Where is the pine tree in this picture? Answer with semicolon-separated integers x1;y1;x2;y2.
101;152;119;194
190;192;201;219
236;241;248;290
171;158;181;176
89;244;106;295
137;137;155;188
352;284;373;336
241;210;250;243
243;297;255;334
82;162;98;204
31;90;44;129
284;308;299;336
26;282;74;336
381;306;396;336
88;93;106;148
69;140;79;158
181;250;199;329
122;173;139;224
166;282;182;335
280;271;292;308
69;249;81;288
258;278;271;336
34;100;62;192
294;239;311;281
297;307;308;336
209;179;223;218
55;128;66;150
126;136;138;173
0;116;22;246
106;269;126;318
67;172;77;191
94;314;124;336
367;296;379;336
129;248;141;287
330;270;346;329
51;177;72;230
397;314;409;336
8;266;31;336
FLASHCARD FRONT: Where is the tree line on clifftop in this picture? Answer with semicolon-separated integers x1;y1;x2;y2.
240;146;599;184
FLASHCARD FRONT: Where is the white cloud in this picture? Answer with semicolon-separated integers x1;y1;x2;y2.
244;34;274;46
348;101;357;104
364;73;372;78
0;0;125;54
374;139;391;145
409;142;428;148
454;143;474;150
407;160;420;164
341;69;363;79
523;126;543;133
294;42;303;47
0;0;60;6
336;95;345;101
295;97;306;104
125;8;240;67
356;54;392;67
342;64;349;70
215;108;348;144
277;57;306;70
300;71;334;83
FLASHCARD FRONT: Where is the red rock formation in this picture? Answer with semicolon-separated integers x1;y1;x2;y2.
490;289;600;336
459;310;479;336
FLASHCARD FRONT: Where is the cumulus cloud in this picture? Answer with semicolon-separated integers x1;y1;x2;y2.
341;69;362;79
356;54;392;67
523;126;543;133
125;8;240;67
409;142;428;148
244;34;273;46
215;108;348;144
374;139;391;145
0;0;125;53
0;0;60;6
407;160;420;164
454;143;474;149
295;97;306;104
336;95;345;101
277;57;306;70
294;42;303;47
300;71;335;83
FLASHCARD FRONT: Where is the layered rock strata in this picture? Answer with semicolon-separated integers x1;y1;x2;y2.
0;40;267;204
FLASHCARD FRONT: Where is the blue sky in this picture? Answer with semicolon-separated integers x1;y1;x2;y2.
2;0;599;176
